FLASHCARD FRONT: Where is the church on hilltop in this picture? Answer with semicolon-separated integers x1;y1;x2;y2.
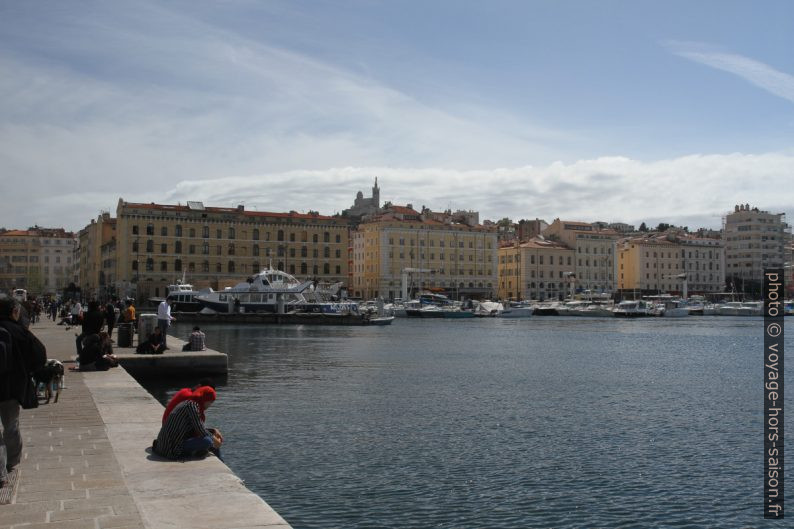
343;178;380;218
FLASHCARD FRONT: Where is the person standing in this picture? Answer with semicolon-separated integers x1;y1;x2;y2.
157;296;175;350
0;298;47;489
70;300;83;326
123;299;136;324
104;301;117;342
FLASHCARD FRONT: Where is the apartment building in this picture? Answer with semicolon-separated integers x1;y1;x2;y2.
679;236;725;293
111;199;350;300
351;205;498;300
0;227;77;296
498;238;576;301
78;212;117;299
723;204;789;293
542;219;620;294
617;236;684;294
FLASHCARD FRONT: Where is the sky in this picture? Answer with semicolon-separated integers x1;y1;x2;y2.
1;0;793;232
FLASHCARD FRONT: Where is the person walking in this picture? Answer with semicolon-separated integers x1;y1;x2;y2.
0;298;47;489
156;296;175;350
104;301;117;342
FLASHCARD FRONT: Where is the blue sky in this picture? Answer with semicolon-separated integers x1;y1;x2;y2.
1;0;793;231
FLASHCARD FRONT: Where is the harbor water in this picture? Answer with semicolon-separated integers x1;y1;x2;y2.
144;317;791;528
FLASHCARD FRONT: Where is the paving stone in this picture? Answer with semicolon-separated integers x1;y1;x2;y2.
48;505;115;521
98;515;148;529
10;520;104;529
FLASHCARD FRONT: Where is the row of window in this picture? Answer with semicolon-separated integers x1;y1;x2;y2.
131;224;343;243
131;259;342;275
132;240;342;258
385;238;492;249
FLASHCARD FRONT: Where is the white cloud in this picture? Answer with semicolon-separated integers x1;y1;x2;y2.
157;152;794;230
668;42;794;104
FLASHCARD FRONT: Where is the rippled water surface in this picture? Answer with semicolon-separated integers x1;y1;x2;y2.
144;317;791;528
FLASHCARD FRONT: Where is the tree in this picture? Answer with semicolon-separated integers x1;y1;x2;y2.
656;222;671;232
639;222;648;232
497;217;513;227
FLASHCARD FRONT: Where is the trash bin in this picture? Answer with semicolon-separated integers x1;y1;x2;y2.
138;313;158;339
117;323;133;348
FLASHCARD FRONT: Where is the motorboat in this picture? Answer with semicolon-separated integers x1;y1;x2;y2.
195;267;359;315
473;300;504;317
500;301;534;318
657;299;690;318
532;302;561;316
149;279;203;312
715;301;763;316
571;303;614;317
612;300;653;318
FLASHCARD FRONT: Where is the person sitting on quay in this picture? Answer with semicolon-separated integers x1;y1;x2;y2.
76;300;105;359
161;378;216;424
152;386;223;460
136;326;167;355
74;331;118;371
182;326;206;351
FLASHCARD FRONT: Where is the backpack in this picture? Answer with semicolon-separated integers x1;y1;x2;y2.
0;326;13;375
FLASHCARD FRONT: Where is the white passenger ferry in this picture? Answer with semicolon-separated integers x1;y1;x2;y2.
195;267;359;315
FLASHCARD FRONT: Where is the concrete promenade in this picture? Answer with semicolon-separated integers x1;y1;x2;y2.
1;319;291;529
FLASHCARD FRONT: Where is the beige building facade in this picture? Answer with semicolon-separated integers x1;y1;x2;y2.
111;199;350;300
542;219;620;294
352;206;498;300
498;238;576;301
0;228;77;296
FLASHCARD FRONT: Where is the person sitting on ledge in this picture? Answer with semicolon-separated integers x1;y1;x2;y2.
74;331;117;371
182;326;206;351
161;378;216;424
152;386;223;460
136;326;167;355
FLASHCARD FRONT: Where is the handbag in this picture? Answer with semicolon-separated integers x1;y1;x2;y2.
20;375;39;409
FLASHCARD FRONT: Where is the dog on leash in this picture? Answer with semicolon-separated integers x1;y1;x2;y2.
34;359;64;404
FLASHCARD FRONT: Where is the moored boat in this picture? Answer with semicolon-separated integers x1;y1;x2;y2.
613;300;652;318
196;267;358;315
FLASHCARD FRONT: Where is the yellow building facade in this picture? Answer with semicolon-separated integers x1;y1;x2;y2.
111;199;350;300
498;238;576;301
78;213;117;299
352;207;498;300
617;234;725;295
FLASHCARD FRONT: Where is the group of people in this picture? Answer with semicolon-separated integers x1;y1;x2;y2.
0;298;48;489
154;380;223;460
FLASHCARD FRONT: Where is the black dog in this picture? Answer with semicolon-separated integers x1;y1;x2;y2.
34;359;64;404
